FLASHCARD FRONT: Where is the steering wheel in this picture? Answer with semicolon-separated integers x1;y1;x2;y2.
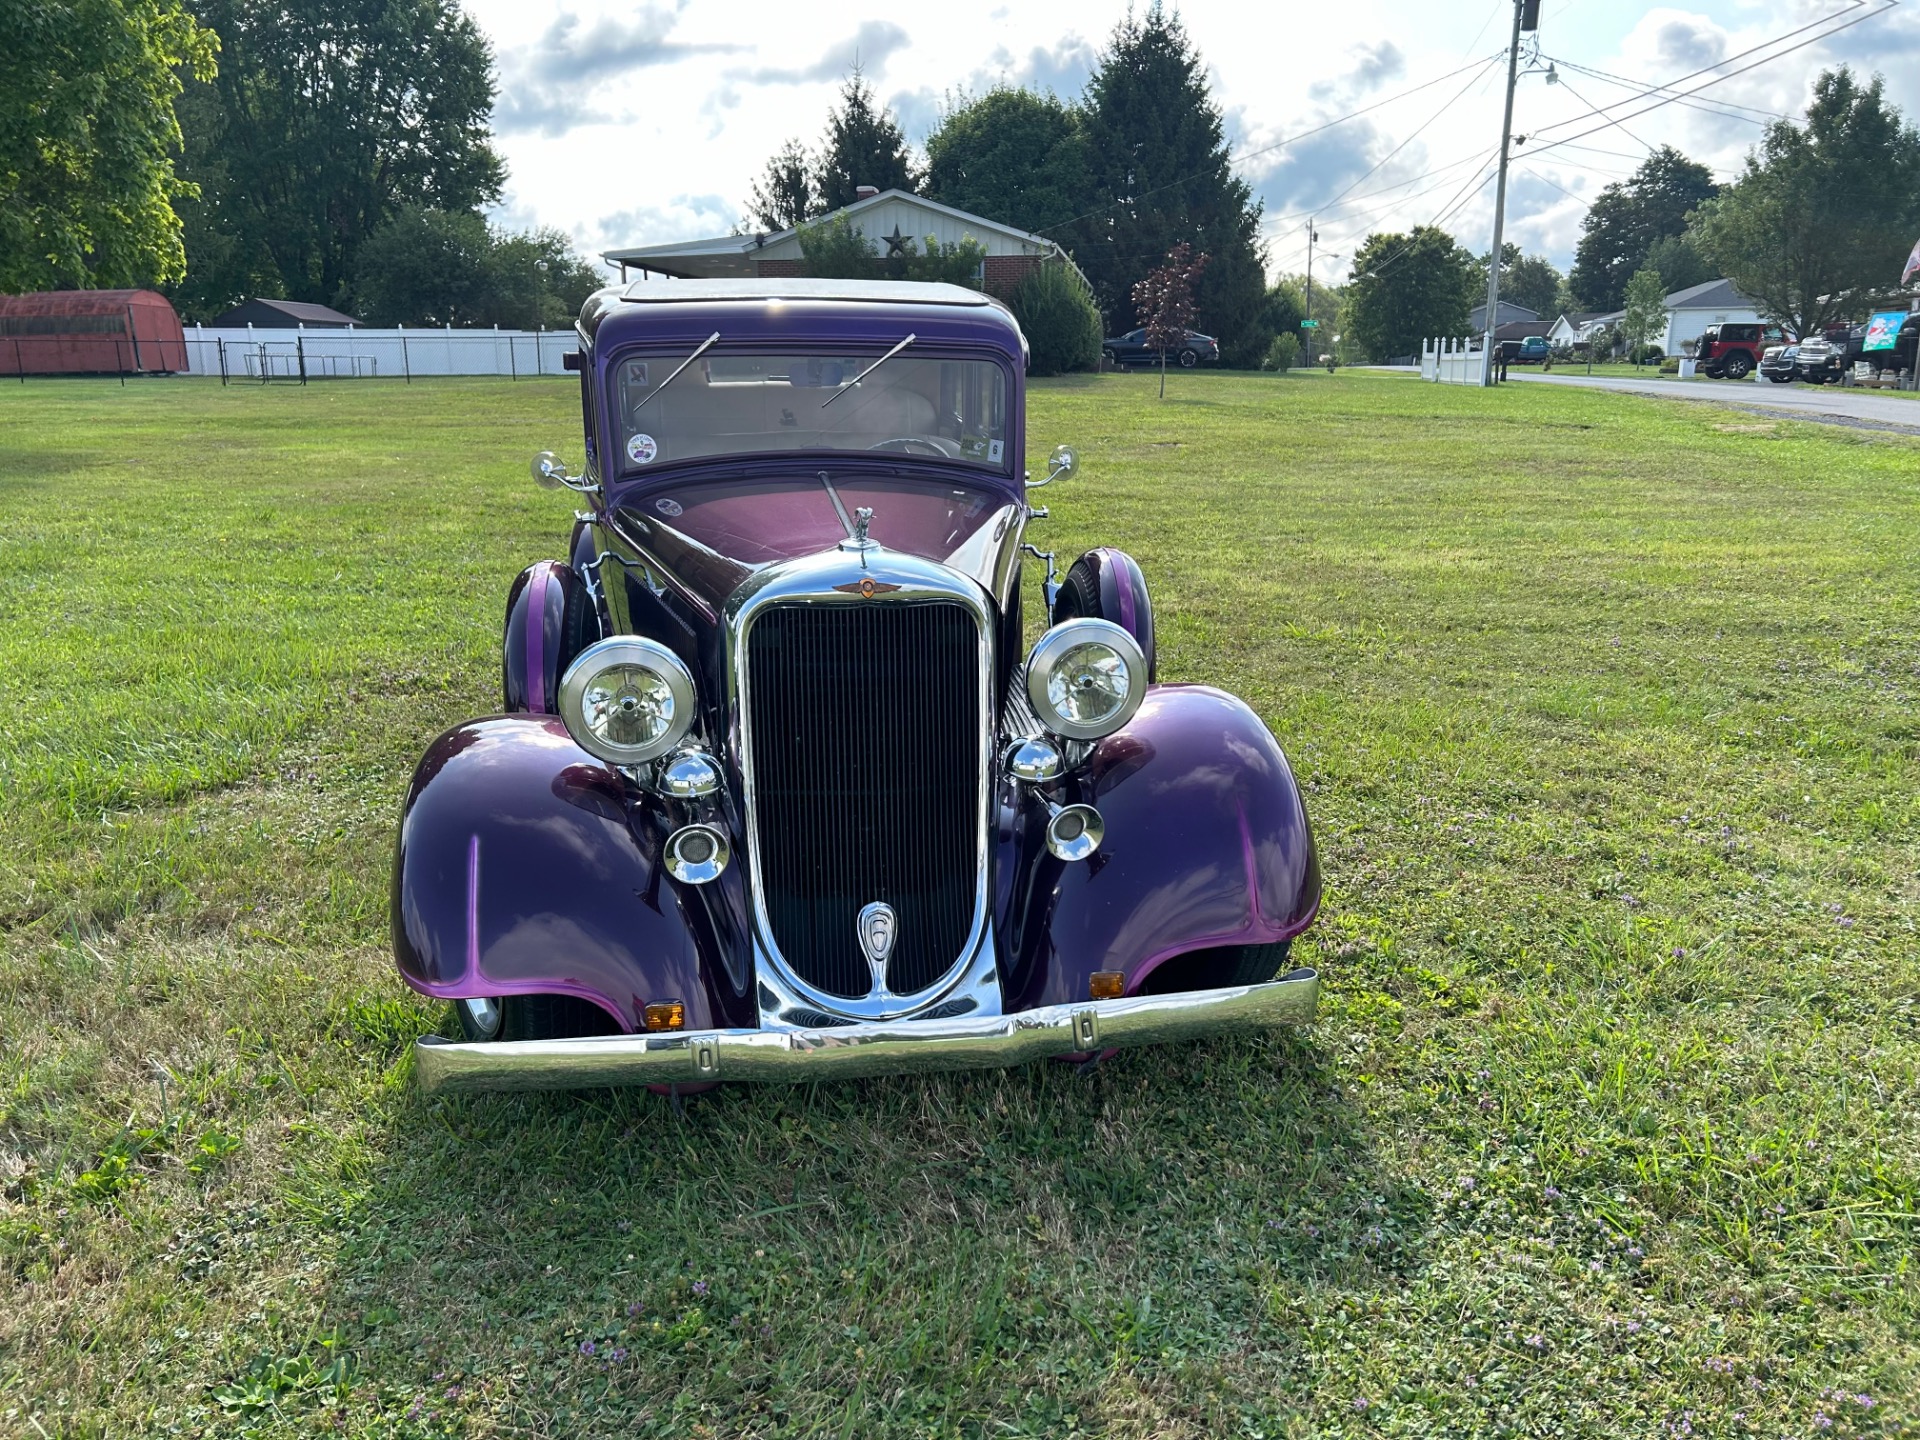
868;437;955;457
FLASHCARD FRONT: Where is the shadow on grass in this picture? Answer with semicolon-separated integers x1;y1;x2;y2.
314;1027;1427;1419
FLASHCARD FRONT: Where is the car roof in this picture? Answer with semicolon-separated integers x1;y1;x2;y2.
577;279;1027;363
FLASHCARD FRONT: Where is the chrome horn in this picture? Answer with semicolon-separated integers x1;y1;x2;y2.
1044;802;1104;862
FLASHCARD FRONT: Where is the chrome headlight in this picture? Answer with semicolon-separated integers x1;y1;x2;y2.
1025;618;1147;741
558;636;697;766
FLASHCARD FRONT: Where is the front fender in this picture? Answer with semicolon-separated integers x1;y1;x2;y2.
390;716;754;1032
1001;685;1320;1010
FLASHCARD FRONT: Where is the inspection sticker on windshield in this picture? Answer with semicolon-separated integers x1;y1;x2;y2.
626;433;658;465
654;497;683;517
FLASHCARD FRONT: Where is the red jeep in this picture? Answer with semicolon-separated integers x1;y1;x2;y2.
1696;322;1791;380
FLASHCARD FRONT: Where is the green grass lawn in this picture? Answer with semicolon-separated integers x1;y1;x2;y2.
2;371;1916;1438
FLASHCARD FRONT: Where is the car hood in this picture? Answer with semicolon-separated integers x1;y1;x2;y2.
604;469;1024;618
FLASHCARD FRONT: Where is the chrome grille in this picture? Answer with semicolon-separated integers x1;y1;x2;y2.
746;601;982;999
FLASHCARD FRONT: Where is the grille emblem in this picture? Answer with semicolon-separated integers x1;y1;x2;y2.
856;902;897;996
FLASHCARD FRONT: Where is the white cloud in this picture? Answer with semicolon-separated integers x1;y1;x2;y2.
459;0;1920;278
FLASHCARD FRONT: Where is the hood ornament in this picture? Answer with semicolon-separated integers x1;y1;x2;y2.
856;901;896;996
852;506;873;546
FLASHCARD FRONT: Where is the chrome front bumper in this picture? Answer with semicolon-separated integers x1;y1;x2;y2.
414;968;1320;1094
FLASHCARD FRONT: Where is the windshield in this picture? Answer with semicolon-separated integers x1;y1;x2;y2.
612;349;1009;474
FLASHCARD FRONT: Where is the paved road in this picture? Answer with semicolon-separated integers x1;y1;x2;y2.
1504;369;1920;434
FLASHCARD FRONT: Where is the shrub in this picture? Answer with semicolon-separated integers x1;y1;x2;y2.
1010;263;1102;376
1659;356;1681;374
1630;342;1665;365
1262;332;1300;371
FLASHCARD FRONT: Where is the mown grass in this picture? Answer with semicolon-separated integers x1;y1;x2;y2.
1;370;1916;1438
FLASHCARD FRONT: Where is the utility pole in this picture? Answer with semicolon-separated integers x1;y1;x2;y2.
1303;217;1317;368
1482;0;1539;386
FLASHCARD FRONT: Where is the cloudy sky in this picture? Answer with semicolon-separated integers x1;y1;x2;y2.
463;0;1920;282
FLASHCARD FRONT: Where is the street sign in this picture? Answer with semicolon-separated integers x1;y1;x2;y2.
1300;319;1320;328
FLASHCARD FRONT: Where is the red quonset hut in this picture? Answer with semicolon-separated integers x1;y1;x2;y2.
0;290;187;376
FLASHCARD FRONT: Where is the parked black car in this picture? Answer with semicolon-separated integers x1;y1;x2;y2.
1759;344;1799;383
1793;325;1863;384
1102;328;1219;369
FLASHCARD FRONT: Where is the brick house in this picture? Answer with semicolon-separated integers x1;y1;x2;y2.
602;188;1081;302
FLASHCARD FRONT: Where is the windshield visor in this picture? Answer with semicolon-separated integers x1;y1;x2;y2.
613;350;1009;474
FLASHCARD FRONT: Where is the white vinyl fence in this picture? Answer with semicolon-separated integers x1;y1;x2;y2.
1421;337;1487;385
180;324;576;381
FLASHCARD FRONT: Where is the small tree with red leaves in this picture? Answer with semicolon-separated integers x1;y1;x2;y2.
1132;243;1209;397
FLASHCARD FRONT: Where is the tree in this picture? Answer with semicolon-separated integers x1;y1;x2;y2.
168;0;503;319
1620;266;1668;365
1133;242;1207;397
1344;227;1473;362
1067;5;1268;366
748;139;816;231
1642;234;1713;296
483;228;605;330
1466;243;1561;319
348;206;604;328
1695;68;1920;339
0;0;217;291
1504;253;1564;317
1009;263;1102;376
815;69;916;211
1568;146;1718;312
923;88;1089;237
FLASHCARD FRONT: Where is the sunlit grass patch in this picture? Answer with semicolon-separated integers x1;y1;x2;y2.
1;372;1916;1436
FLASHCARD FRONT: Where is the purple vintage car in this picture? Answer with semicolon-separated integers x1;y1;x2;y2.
395;278;1321;1092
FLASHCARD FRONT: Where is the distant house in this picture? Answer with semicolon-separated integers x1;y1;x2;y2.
1547;311;1616;347
1656;278;1764;353
1493;318;1552;344
208;298;360;328
603;188;1080;301
1468;299;1539;332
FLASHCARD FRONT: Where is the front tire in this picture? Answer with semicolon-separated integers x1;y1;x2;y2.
455;994;620;1042
1135;940;1294;995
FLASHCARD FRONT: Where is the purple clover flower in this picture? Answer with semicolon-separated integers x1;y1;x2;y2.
579;1340;596;1356
692;1279;709;1297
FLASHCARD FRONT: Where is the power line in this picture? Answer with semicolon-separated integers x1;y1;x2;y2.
1307;55;1508;220
1545;56;1785;123
1548;71;1656;154
1030;50;1508;238
1521;0;1884;153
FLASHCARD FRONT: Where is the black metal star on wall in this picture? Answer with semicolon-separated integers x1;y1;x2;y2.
883;225;911;257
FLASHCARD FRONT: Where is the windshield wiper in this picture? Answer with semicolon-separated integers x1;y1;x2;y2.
820;332;916;409
633;330;720;410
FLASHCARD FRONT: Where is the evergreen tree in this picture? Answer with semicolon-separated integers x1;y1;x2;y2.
815;69;916;211
923;88;1089;236
1066;5;1268;365
748;139;816;231
1567;146;1716;312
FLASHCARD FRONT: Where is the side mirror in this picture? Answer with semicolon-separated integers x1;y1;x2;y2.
1031;444;1078;488
531;451;572;489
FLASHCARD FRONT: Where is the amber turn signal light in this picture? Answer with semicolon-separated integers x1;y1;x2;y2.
1089;971;1124;1000
644;1001;686;1032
